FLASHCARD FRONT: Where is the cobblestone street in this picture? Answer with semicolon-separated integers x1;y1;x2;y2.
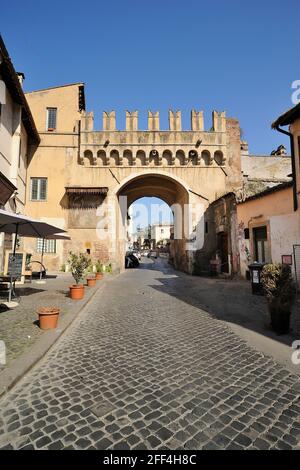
0;258;299;450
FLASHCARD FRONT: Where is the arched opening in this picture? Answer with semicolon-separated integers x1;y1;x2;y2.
162;150;172;166
175;149;186;165
136;150;146;166
97;149;107;165
149;150;159;166
214;150;224;166
127;196;174;252
123;149;133;166
83;149;94;166
116;173;191;272
110;149;120;166
188;150;199;166
202;149;212;166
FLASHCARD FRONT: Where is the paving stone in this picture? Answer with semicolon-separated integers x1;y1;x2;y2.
0;261;300;450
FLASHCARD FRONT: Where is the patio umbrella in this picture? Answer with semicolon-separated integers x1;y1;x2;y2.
0;209;66;305
0;209;66;256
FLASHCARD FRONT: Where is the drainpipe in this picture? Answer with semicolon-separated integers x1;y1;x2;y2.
274;125;298;211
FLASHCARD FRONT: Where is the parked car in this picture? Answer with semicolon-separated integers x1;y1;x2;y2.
132;250;141;260
142;250;149;257
147;251;158;259
125;252;140;268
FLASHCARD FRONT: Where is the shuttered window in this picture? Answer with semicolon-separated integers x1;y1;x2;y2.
36;238;56;253
46;107;57;131
30;178;47;201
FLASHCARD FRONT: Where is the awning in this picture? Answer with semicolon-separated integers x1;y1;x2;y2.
0;172;17;205
65;187;108;195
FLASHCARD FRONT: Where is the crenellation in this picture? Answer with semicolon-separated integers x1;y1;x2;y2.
103;111;116;131
148;111;160;131
169;110;182;131
81;111;94;131
126;111;138;131
212;110;226;132
191;110;204;131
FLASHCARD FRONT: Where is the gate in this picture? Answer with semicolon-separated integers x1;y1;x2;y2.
294;245;300;291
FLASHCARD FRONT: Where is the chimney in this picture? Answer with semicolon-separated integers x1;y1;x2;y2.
17;72;25;87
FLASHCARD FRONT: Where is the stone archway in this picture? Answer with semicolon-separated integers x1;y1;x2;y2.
113;172;192;272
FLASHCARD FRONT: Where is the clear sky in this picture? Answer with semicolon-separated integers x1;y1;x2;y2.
129;197;173;233
1;0;299;154
1;0;299;228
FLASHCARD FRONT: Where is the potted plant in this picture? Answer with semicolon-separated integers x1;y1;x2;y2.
261;263;296;334
86;275;97;287
95;261;103;280
37;307;60;330
68;252;91;300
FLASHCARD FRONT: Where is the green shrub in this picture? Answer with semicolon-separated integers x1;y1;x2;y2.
261;263;296;311
67;252;91;285
95;260;103;273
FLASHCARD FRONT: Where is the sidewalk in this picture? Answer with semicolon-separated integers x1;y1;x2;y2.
0;273;107;397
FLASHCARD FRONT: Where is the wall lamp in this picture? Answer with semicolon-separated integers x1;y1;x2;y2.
104;140;110;147
195;139;202;148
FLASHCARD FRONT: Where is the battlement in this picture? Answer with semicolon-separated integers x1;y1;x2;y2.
81;110;227;132
78;109;241;169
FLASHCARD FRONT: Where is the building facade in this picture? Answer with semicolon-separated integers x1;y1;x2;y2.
0;36;39;268
24;83;243;273
272;103;300;288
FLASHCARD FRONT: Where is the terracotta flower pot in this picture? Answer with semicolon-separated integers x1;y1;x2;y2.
37;307;60;330
69;284;85;300
87;277;96;287
95;272;103;280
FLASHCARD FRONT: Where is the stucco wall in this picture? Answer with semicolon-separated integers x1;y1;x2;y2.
237;186;300;277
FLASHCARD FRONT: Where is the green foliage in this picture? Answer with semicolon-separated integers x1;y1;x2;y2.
67;252;91;285
261;263;296;312
104;263;112;274
60;263;66;272
95;260;103;273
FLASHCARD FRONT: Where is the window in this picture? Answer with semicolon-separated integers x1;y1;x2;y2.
31;177;47;201
46;107;57;131
36;238;56;253
253;226;269;263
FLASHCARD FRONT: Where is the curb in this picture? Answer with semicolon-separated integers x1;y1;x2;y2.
0;276;115;399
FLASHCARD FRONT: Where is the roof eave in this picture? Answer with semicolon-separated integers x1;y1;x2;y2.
0;35;40;144
272;103;300;129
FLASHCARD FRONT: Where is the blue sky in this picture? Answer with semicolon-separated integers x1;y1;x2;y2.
1;0;299;226
1;0;299;154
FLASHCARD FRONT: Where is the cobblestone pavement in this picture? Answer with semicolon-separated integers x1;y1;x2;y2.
0;273;97;366
0;259;299;450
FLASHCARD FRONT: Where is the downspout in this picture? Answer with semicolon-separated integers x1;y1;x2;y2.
274;125;297;211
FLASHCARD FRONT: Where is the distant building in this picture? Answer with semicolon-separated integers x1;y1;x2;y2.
151;223;173;247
